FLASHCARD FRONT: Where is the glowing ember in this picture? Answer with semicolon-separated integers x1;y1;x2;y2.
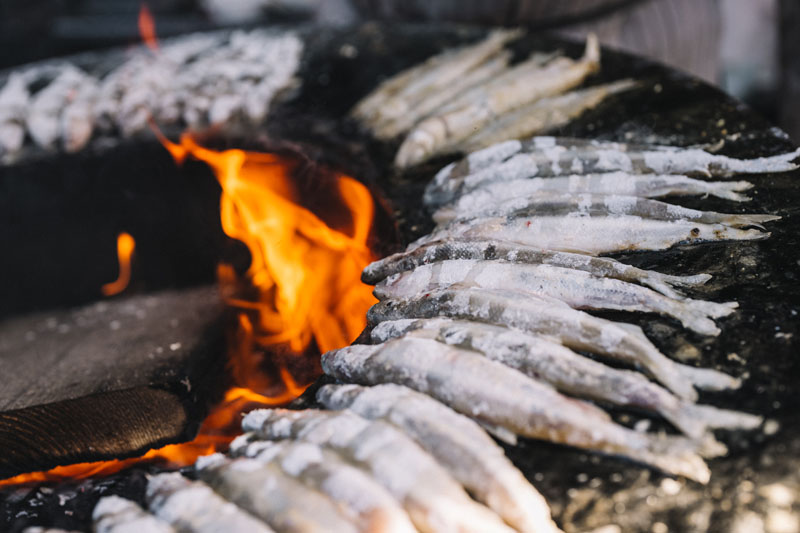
138;4;159;53
101;232;135;297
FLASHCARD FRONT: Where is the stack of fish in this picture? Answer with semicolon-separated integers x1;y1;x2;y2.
0;29;302;159
352;30;638;169
92;138;795;533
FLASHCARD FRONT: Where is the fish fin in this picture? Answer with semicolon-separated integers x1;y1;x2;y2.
582;33;601;70
685;403;764;431
477;420;519;445
676;364;741;391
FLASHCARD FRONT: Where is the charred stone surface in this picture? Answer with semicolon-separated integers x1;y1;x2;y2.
0;286;228;479
1;22;799;533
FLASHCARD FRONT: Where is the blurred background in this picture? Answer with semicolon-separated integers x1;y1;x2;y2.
3;0;797;141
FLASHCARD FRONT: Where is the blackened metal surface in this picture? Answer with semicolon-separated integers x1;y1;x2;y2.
1;22;798;532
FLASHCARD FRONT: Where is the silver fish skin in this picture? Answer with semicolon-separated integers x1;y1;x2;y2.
394;35;600;168
366;287;742;401
426;168;755;208
361;239;711;299
431;135;800;190
146;472;275;533
371;50;513;140
458;79;638;152
352;29;521;123
93;495;175;533
242;409;516;533
433;191;781;228
195;453;359;533
316;383;561;533
369;318;763;438
321;338;713;483
373;259;737;336
411;215;768;256
228;438;417;533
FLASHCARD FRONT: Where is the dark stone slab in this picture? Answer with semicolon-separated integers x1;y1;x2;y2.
0;285;227;478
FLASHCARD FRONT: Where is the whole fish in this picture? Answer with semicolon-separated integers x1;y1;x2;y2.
412;215;768;256
433;191;781;227
370;318;763;439
371;50;512;139
352;29;521;123
316;383;561;533
321;337;715;483
426;168;756;209
195;453;359;533
429;136;800;200
93;496;174;533
394;34;600;168
146;472;275;533
458;79;638;152
367;287;741;400
362;239;711;300
242;409;517;533
373;259;736;335
228;437;417;533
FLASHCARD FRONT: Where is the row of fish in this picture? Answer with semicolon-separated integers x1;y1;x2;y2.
0;29;302;159
92;383;565;532
353;29;640;168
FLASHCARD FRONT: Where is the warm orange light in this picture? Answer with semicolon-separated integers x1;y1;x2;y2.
138;3;159;53
101;232;135;296
0;131;378;487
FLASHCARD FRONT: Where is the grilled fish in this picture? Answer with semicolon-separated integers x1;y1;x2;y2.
242;409;516;533
362;239;711;300
395;35;600;168
147;472;275;533
373;259;736;336
433;191;780;227
93;496;174;533
367;287;741;400
321;337;715;483
316;383;561;533
229;437;417;533
411;215;768;256
195;453;359;533
370;318;763;439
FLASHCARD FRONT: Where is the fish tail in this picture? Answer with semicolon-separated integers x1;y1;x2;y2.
668;302;721;336
683;403;764;431
636;447;711;484
644;272;712;299
583;33;601;70
708;180;753;202
722;213;782;229
660;272;713;288
659;402;711;440
675;363;742;391
724;147;800;175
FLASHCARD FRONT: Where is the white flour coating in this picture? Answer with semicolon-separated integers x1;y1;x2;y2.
279;442;324;476
93;495;174;533
460;153;538;194
602;194;639;215
532;136;557;148
542;144;568;174
594;149;634;172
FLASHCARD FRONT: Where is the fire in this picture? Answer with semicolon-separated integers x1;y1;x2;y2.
101;232;135;296
138;3;159;53
0;3;378;487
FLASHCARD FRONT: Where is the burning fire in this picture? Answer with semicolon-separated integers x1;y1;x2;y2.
0;4;378;488
101;232;135;296
138;4;159;53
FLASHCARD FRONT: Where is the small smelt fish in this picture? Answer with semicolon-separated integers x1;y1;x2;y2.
229;437;417;533
321;338;714;483
93;495;174;533
433;191;781;228
367;287;741;401
374;259;737;336
430;136;800;195
352;29;521;123
316;383;561;533
412;214;769;256
242;409;517;533
361;239;711;300
394;34;601;168
372;50;513;139
427;168;756;209
369;318;763;439
146;472;275;533
459;79;638;152
195;453;359;533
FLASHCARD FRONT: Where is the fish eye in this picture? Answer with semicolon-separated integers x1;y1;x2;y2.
690;227;701;237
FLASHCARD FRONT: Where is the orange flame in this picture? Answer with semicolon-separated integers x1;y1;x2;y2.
0;133;377;486
138;3;159;53
101;232;135;296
